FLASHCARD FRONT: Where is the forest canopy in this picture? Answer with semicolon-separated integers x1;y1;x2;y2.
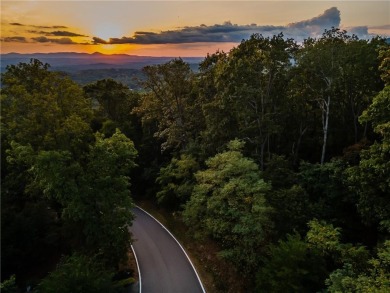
1;28;389;292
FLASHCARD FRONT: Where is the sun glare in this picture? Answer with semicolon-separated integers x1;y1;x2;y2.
101;44;116;51
93;23;124;40
90;44;138;55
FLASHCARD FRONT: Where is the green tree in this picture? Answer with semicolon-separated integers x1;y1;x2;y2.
1;59;93;155
32;130;138;267
0;275;18;293
346;45;390;230
156;154;199;209
83;79;141;139
197;51;238;156
298;160;365;241
1;60;93;284
1;198;60;280
306;219;343;255
183;139;272;273
346;85;390;232
295;29;349;164
338;37;384;143
265;185;312;237
37;254;115;293
204;34;296;168
136;59;202;152
81;130;137;266
378;46;390;85
256;234;327;293
326;241;390;293
285;63;319;163
306;219;370;274
291;30;384;163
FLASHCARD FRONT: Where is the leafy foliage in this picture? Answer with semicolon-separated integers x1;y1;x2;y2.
1;59;93;155
156;154;199;209
266;185;312;237
306;219;343;255
1;60;138;288
83;79;141;139
183;140;272;273
290;29;384;163
2;29;389;291
346;86;390;231
326;241;390;292
256;234;327;293
32;130;137;266
0;275;18;293
37;254;115;293
136;59;202;152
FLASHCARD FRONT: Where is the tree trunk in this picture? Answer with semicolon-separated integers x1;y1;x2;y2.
321;95;331;165
293;123;307;165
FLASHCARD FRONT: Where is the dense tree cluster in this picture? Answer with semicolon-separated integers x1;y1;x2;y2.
1;61;138;291
138;28;389;291
2;28;389;292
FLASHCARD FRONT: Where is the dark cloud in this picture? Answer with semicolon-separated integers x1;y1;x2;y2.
1;36;28;42
32;25;68;29
288;7;340;30
31;36;51;43
49;31;87;37
6;7;381;47
93;7;346;45
93;22;285;45
31;36;77;44
54;38;77;44
92;37;108;44
28;30;87;37
27;30;47;34
9;22;67;29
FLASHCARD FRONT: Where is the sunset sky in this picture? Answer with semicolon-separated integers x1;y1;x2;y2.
1;1;389;57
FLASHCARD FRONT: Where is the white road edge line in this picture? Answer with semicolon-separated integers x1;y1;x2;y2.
131;244;142;293
135;205;207;293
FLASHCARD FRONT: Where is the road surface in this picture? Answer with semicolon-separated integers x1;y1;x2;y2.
130;207;205;293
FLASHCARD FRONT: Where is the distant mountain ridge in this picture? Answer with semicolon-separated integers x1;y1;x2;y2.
1;52;203;89
1;52;203;71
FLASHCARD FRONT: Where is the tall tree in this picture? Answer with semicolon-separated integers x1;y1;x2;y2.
292;29;385;163
346;85;390;232
326;241;390;293
197;51;238;156
136;59;202;153
206;34;296;169
32;130;138;267
156;154;199;209
256;234;327;293
1;59;93;155
1;60;94;284
294;29;348;164
83;79;141;140
345;46;390;232
338;37;384;143
183;139;272;274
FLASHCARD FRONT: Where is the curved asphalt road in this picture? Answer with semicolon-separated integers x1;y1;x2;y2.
130;207;205;293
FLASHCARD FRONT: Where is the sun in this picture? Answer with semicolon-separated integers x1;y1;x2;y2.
89;43;138;55
100;44;118;51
